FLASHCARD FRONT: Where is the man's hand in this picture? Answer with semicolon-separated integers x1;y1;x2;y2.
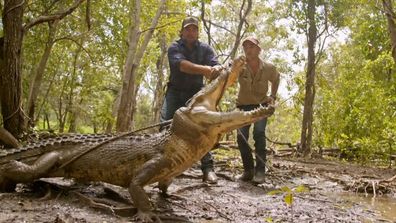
207;65;223;80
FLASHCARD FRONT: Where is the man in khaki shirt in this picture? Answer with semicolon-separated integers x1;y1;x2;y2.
237;36;280;184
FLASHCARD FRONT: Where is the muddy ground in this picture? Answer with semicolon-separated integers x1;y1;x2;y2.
1;148;396;223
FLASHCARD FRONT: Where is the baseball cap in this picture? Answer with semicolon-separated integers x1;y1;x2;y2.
182;17;199;29
242;36;261;49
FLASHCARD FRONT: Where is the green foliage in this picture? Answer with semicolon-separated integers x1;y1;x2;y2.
351;8;389;61
267;101;301;145
278;0;396;163
213;147;242;170
19;0;188;133
268;185;309;206
315;41;396;162
288;0;352;33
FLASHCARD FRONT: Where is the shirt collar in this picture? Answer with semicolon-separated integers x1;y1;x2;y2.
246;58;264;72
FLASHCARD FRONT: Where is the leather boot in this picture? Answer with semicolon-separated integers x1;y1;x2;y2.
252;171;265;184
238;169;254;182
203;170;218;184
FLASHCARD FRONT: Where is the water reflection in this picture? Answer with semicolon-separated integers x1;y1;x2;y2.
339;192;396;222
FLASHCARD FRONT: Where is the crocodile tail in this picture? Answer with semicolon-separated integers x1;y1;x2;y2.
0;127;20;148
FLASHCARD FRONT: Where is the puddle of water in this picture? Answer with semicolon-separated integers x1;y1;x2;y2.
337;192;396;222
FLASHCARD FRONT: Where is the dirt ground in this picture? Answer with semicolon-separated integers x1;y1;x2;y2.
1;148;396;223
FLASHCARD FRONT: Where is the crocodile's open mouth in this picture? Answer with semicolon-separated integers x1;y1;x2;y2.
186;56;246;112
175;56;274;135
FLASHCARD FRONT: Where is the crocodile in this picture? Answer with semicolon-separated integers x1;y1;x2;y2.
0;56;275;222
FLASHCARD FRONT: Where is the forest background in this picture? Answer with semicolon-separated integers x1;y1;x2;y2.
0;0;395;164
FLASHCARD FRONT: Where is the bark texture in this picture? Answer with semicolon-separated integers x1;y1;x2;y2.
1;0;25;137
300;0;317;156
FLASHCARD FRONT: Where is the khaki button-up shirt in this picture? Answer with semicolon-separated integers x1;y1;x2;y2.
237;59;280;106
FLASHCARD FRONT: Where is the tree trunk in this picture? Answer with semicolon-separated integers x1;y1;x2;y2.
382;0;396;65
115;0;141;132
44;112;51;130
116;0;166;132
34;71;56;127
106;94;119;133
1;0;25;138
56;68;73;133
382;0;396;81
57;98;66;133
68;98;83;133
152;34;167;124
130;83;140;128
300;0;317;156
26;20;59;128
65;47;82;133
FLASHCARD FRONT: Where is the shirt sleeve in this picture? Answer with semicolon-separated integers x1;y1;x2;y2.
168;43;186;70
270;66;280;83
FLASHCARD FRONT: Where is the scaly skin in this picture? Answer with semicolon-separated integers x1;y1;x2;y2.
0;56;274;222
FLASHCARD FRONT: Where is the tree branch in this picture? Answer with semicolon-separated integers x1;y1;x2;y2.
227;0;252;60
205;20;236;36
23;0;86;32
44;0;63;14
200;1;211;45
54;35;94;62
138;19;180;34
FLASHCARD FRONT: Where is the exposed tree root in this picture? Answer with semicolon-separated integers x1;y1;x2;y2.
382;174;396;183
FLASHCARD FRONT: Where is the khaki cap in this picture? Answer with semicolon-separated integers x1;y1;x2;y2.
242;36;261;49
182;17;199;29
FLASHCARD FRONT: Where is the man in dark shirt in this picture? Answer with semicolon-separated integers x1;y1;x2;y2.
160;17;221;184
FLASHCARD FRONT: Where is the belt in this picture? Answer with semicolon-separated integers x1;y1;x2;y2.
167;82;202;93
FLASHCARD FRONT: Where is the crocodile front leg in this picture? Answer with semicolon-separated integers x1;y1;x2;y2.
158;178;173;195
1;151;60;183
128;156;172;222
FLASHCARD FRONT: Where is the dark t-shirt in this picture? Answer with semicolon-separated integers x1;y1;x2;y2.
167;39;219;93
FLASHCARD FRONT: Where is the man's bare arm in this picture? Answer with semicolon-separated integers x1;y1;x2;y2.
180;60;213;78
270;75;280;98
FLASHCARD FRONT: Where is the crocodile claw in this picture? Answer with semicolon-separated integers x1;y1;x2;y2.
136;210;161;223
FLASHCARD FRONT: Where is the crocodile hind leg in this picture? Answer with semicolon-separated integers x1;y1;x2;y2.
1;151;60;184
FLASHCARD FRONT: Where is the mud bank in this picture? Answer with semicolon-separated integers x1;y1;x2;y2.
1;152;395;223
